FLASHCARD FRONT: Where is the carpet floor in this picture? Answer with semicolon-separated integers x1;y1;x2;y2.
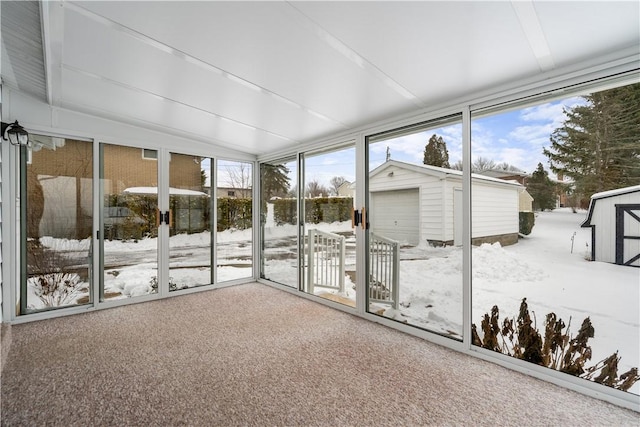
1;282;638;426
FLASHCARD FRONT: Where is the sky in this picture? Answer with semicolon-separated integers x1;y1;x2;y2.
304;95;586;188
212;94;588;190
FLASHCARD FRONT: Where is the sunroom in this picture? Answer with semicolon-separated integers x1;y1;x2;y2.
1;0;639;420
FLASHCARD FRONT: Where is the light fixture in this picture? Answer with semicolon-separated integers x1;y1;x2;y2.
1;120;29;146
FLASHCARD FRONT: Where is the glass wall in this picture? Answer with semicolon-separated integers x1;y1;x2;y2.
217;160;253;282
100;144;158;300
168;154;212;291
21;136;93;312
470;82;640;395
260;158;297;287
366;114;465;339
302;145;356;307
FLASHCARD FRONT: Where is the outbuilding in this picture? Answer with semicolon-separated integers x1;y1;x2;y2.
581;185;640;267
369;160;522;247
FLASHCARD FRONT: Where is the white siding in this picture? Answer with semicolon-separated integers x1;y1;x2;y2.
471;182;519;238
444;180;460;242
420;177;445;242
591;191;640;265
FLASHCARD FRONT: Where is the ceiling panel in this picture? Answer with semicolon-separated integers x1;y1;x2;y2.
60;69;294;155
68;1;420;127
291;1;541;105
61;6;345;143
534;1;640;68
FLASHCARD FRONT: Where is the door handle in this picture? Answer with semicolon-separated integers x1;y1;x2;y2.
361;207;366;230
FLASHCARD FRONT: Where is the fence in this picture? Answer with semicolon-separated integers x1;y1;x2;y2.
306;229;399;310
369;232;399;310
307;229;345;295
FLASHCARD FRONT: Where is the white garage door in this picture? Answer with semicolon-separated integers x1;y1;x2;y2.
371;189;420;245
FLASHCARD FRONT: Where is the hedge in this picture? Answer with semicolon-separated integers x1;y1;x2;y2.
217;197;252;231
272;197;353;225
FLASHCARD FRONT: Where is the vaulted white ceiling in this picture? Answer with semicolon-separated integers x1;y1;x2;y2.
2;1;639;156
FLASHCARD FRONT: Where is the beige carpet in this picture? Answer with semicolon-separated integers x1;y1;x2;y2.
1;283;638;426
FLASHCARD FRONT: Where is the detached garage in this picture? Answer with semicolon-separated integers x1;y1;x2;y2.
369;160;522;247
581;185;640;267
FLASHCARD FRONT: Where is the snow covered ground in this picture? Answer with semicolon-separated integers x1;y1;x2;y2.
32;206;638;394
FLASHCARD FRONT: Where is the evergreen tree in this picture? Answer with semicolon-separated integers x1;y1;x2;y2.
543;83;640;198
423;134;450;168
260;163;290;200
528;163;557;211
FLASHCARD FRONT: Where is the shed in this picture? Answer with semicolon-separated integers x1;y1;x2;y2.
581;185;640;267
369;160;522;247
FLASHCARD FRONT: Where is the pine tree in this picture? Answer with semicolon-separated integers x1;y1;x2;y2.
423;134;450;168
528;163;557;211
260;163;290;200
543;83;640;198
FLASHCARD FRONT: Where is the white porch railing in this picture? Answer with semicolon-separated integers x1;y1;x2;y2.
307;229;346;295
369;233;399;310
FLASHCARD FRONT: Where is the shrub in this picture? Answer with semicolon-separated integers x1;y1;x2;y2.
472;298;639;392
30;273;84;307
272;197;353;225
519;211;535;235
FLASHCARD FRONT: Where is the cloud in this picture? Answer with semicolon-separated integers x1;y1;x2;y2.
509;123;556;146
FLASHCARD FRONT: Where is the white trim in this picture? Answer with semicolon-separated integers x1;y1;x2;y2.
462;106;472;352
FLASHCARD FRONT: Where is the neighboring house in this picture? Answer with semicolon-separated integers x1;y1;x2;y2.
216;186;251;198
581;185;640;267
336;181;355;198
479;169;529;186
517;186;534;212
369;160;522;247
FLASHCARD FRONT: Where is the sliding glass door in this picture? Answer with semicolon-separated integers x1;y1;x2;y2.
301;145;357;307
100;144;159;300
365;115;465;339
20;136;93;313
259;158;298;287
216;160;253;283
168;154;213;291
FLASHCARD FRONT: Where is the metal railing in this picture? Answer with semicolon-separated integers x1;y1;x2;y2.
307;229;346;294
369;232;399;310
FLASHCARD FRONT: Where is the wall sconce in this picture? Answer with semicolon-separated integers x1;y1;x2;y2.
1;120;29;146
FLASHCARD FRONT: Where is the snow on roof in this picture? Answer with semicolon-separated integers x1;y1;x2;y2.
590;185;640;200
124;187;209;197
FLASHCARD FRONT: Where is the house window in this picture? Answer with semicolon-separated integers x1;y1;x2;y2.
142;149;157;160
227;190;235;197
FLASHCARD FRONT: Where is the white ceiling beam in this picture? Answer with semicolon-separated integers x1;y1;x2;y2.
511;0;555;72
